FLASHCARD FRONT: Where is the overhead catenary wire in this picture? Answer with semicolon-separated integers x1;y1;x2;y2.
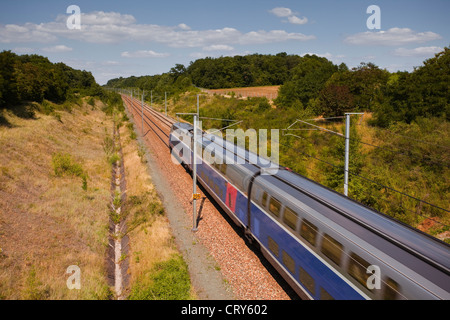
298;115;450;152
359;123;450;151
286;117;450;167
278;138;450;215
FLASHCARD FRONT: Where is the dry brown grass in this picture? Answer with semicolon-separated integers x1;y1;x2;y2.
119;124;188;296
0;101;113;299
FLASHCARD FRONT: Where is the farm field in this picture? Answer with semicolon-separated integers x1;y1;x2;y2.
202;85;280;100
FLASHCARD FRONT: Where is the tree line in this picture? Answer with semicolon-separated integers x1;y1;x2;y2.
0;50;104;108
106;48;449;127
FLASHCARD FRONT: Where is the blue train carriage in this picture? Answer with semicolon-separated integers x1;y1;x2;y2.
169;123;450;300
248;172;450;300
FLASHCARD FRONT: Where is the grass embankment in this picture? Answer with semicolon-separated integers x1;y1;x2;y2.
0;99;194;299
0;100;113;299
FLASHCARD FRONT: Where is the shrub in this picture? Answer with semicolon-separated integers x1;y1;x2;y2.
108;153;121;166
52;152;84;177
128;254;192;300
52;152;88;191
87;96;95;107
102;136;114;157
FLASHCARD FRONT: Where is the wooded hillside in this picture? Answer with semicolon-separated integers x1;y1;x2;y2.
106;48;449;127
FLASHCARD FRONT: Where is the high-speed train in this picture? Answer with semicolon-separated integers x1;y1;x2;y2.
169;122;450;300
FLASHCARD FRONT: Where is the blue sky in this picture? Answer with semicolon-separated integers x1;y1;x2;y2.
1;0;448;84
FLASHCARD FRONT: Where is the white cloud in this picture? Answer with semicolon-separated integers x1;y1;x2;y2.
178;23;191;30
0;23;58;43
0;11;315;48
12;47;36;54
83;11;136;26
288;16;308;25
269;7;308;25
269;7;293;18
344;27;441;46
203;44;234;51
42;45;73;52
393;46;443;57
55;11;136;26
121;50;170;58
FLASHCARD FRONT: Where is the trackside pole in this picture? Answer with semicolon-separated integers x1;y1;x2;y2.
191;96;201;232
192;114;198;232
344;114;350;197
141;90;144;135
344;112;364;197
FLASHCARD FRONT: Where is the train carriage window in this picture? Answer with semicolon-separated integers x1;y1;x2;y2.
251;186;261;202
283;207;298;230
383;278;400;300
268;236;279;257
282;250;295;274
228;191;233;207
321;234;343;266
348;252;371;289
299;267;315;296
214;183;222;199
320;287;334;300
201;145;205;159
269;197;281;217
220;163;227;175
261;191;268;208
300;219;318;246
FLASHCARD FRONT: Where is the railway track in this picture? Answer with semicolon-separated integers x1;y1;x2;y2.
121;94;295;300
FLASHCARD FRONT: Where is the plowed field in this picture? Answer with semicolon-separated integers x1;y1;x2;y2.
203;85;280;100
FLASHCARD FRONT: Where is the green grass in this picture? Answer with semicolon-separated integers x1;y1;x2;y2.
52;152;89;191
128;254;193;300
52;152;84;177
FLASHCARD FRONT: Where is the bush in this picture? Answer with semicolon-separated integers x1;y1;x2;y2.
52;152;84;177
102;136;114;157
128;254;192;300
108;153;121;166
52;152;88;191
87;96;95;107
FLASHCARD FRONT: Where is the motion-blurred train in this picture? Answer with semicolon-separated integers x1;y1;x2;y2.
169;122;450;300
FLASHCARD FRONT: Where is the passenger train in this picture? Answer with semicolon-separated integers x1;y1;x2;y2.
169;122;450;300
